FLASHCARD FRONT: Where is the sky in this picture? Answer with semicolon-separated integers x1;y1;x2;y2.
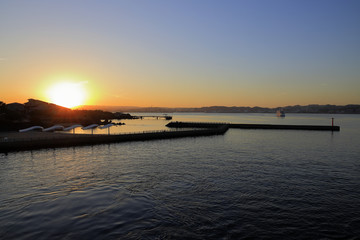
1;0;360;108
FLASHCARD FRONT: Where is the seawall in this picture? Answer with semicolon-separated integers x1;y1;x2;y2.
166;122;340;131
0;125;229;153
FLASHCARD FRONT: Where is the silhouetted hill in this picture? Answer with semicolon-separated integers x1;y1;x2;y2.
0;99;133;131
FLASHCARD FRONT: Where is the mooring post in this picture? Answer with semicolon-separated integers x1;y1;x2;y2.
332;118;334;127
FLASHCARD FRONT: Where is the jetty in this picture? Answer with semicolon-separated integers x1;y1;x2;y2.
166;122;340;131
0;125;228;152
134;115;172;120
0;120;341;152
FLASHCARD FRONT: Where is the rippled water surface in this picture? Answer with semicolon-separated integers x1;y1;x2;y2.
1;113;360;239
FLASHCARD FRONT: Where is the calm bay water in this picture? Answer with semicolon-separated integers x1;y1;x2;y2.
1;113;360;239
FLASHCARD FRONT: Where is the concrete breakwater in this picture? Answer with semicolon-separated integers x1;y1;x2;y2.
166;121;340;131
0;125;229;152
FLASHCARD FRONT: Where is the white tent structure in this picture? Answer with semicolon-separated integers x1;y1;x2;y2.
19;126;44;132
18;123;114;135
82;124;99;130
98;123;115;135
64;124;83;134
43;125;65;132
82;124;99;135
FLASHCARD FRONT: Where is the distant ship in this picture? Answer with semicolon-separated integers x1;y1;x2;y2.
276;109;285;117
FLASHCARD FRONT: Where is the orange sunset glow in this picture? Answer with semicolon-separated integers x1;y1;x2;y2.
1;1;359;108
46;81;87;108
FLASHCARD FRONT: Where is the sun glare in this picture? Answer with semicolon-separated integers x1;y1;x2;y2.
47;82;86;108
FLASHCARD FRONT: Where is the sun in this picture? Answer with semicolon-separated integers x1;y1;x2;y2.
47;82;86;108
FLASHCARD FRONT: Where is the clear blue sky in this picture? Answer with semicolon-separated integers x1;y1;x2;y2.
1;0;359;107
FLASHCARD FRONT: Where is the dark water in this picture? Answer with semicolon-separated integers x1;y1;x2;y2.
1;113;360;239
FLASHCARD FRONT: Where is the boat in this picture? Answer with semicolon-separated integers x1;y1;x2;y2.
276;109;285;117
164;114;173;120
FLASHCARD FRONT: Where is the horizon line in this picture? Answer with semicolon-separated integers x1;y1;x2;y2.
75;103;360;110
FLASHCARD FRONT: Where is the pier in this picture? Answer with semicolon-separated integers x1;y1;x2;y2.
166;122;340;131
134;115;172;120
0;120;341;152
0;125;228;152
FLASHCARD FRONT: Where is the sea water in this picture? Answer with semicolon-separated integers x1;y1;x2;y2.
1;113;359;239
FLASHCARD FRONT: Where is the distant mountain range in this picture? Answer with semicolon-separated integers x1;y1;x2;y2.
76;104;360;114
